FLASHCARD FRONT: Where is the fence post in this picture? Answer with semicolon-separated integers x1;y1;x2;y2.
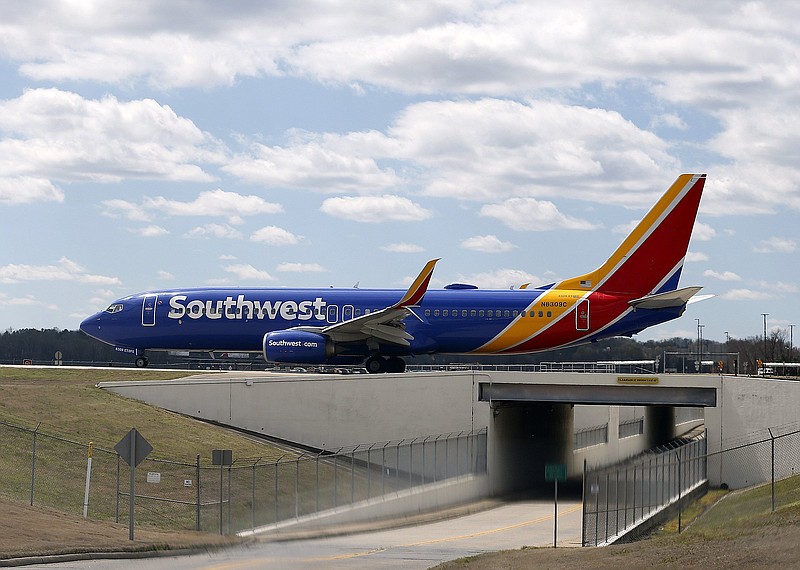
274;458;279;523
581;458;587;547
116;454;120;523
768;428;775;512
30;423;40;506
196;455;201;531
295;458;300;519
676;451;682;534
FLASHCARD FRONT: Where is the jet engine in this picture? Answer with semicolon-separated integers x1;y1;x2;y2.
263;330;334;364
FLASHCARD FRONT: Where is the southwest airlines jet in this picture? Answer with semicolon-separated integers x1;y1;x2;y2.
81;174;706;373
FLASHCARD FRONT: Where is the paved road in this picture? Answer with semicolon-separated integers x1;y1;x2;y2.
24;500;583;570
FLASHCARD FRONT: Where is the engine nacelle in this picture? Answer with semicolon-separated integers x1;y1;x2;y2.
263;330;334;364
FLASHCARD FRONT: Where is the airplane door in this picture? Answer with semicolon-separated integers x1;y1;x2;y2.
327;304;339;323
343;305;354;321
576;299;589;331
142;294;157;327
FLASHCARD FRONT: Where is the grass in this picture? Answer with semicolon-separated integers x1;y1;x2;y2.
0;367;289;461
0;366;405;533
0;366;300;531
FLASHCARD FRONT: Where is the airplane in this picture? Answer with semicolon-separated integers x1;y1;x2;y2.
80;173;707;373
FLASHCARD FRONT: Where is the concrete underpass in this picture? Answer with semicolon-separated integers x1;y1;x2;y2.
97;369;800;529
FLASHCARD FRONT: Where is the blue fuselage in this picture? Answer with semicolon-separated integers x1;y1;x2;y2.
80;286;681;359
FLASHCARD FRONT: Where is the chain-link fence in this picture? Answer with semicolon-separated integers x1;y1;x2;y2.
581;426;800;546
0;419;486;535
582;432;708;546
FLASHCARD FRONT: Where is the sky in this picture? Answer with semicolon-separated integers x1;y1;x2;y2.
0;1;798;346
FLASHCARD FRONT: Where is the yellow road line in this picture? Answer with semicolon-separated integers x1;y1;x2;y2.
198;504;582;569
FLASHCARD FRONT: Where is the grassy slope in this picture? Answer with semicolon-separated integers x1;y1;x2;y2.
0;367;289;462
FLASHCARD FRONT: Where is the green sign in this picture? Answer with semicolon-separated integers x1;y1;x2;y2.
545;463;567;482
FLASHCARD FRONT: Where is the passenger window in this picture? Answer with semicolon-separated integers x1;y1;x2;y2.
443;309;449;317
470;310;476;317
547;311;552;318
479;310;484;317
513;310;519;317
504;310;510;318
538;311;544;317
425;309;430;316
434;309;440;316
462;310;468;317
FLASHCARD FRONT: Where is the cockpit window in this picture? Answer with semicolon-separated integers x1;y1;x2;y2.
105;303;124;314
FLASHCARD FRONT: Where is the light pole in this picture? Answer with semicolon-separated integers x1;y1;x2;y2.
695;318;701;372
762;313;769;372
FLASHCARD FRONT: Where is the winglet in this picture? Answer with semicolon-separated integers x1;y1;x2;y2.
392;259;440;308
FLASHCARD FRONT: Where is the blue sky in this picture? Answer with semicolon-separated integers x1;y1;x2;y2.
1;1;798;346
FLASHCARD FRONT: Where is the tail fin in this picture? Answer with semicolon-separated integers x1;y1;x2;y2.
559;174;706;297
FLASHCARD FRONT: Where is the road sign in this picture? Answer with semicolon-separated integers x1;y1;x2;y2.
115;428;153;467
545;463;567;482
114;428;153;541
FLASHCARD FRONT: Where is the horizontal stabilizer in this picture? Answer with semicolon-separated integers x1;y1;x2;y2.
628;286;703;309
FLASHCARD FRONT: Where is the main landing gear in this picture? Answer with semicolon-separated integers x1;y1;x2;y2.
135;356;149;368
364;355;406;374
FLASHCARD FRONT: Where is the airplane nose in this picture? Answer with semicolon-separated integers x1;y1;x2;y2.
80;312;104;340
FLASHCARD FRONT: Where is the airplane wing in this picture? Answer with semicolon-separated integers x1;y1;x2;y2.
628;286;703;309
293;259;439;347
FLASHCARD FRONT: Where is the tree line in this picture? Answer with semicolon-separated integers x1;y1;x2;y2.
1;327;797;372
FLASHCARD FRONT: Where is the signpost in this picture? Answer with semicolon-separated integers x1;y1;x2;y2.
545;463;567;548
212;450;233;535
115;428;153;541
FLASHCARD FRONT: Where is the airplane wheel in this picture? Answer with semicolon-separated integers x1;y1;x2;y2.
135;356;149;368
386;357;406;373
365;355;386;374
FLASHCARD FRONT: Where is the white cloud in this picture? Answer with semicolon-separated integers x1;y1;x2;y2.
685;251;709;263
132;225;169;237
105;189;282;225
392;99;677;205
753;237;796;254
650;113;688;130
157;270;174;280
224;131;401;194
381;242;425;253
480;198;599;231
703;270;741;282
0;257;120;285
144;189;282;224
0;89;224;183
0;176;64;204
691;222;717;241
276;262;327;273
223;264;275;282
752;280;799;294
184;224;243;240
720;288;775;301
454;268;545;290
250;226;302;246
460;235;516;253
320;195;432;222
